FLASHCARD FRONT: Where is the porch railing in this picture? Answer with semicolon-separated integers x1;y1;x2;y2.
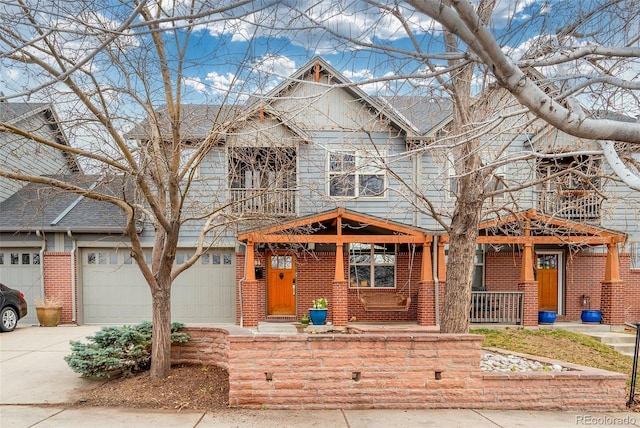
470;291;524;324
536;190;601;221
229;188;296;216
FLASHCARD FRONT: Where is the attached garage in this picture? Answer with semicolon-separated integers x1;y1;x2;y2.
80;248;236;324
0;248;42;325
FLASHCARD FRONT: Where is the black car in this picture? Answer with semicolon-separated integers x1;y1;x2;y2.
0;283;28;332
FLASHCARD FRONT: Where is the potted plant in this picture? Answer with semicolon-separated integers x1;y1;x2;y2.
309;298;328;325
35;295;63;327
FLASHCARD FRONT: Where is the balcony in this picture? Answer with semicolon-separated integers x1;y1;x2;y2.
229;188;296;216
536;190;601;222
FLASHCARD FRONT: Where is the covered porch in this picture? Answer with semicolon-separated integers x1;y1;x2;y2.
477;209;626;326
236;208;444;327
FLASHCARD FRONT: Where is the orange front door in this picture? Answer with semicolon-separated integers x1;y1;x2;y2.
536;253;559;311
267;253;296;315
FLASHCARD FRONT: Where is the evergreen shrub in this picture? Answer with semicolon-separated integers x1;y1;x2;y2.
64;321;189;378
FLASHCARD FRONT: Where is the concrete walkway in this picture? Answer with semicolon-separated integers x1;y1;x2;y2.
2;324;640;427
543;322;638;357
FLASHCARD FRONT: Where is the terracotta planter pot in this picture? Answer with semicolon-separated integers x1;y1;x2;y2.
36;307;62;327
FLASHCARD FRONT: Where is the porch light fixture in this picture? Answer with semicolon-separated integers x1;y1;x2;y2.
581;294;590;308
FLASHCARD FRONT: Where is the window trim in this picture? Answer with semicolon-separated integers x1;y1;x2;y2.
328;149;387;199
348;243;396;289
631;242;640;271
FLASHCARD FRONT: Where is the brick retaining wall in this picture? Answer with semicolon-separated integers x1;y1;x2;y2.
171;327;627;411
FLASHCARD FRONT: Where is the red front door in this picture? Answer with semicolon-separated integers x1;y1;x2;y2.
267;253;296;315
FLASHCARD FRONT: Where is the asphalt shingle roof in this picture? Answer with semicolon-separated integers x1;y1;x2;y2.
0;175;129;232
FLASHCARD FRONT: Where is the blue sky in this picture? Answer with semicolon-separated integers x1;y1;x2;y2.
2;0;631;113
136;0;557;103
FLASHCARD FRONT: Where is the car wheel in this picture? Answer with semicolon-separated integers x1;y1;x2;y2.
0;307;18;332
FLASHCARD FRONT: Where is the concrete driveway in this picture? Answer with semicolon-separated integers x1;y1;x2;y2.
0;324;104;405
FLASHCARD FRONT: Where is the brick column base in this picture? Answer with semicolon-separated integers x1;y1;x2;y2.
240;280;259;327
332;280;348;326
417;280;436;326
601;280;625;325
518;280;539;326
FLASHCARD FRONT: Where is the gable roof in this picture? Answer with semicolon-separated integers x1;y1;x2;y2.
0;102;81;173
257;57;419;136
477;209;625;245
125;104;232;141
0;175;130;233
238;207;434;244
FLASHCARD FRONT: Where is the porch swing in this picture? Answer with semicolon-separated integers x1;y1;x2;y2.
355;244;413;312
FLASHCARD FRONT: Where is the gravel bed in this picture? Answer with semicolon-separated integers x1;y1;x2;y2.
481;352;567;372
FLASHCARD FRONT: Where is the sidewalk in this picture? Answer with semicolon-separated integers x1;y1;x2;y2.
1;325;639;427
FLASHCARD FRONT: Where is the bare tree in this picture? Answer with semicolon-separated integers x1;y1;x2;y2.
292;0;640;332
0;0;292;380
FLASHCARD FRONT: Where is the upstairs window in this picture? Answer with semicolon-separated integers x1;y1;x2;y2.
329;150;386;198
229;147;296;190
631;242;640;271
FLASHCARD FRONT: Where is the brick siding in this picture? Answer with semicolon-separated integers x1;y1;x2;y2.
42;252;75;324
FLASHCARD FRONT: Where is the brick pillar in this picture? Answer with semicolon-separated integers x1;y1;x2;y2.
519;281;539;326
332;280;348;326
43;252;73;324
241;280;259;327
601;280;625;325
417;280;436;325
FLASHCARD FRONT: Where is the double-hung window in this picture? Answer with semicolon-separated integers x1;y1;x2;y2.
349;243;396;288
329;150;385;197
631;242;640;271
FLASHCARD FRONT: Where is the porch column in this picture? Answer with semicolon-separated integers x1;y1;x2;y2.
601;241;625;325
417;240;436;326
518;239;538;326
332;243;348;326
437;239;446;282
241;242;260;327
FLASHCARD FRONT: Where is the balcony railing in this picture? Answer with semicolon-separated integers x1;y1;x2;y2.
470;291;524;324
229;188;296;216
537;190;601;221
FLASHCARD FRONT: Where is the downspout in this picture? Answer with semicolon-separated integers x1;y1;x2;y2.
433;235;440;325
35;230;46;301
67;230;77;323
413;149;420;226
237;241;247;328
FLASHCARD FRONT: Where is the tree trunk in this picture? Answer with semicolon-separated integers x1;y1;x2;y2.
440;173;484;334
149;278;172;381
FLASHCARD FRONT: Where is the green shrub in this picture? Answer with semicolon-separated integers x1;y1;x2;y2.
64;321;189;378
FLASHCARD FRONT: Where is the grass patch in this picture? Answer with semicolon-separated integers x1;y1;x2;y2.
471;327;634;377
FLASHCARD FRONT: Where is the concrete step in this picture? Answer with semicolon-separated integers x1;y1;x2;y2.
550;322;612;333
587;332;636;345
256;322;298;334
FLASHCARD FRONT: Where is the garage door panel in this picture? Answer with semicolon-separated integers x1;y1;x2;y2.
82;249;235;324
0;249;42;325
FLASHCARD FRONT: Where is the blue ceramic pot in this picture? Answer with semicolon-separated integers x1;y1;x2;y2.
308;309;328;325
581;309;602;323
538;310;556;324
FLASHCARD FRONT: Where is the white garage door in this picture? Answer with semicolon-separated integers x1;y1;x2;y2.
81;248;236;324
0;248;42;325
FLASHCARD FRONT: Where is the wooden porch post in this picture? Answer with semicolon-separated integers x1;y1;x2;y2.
518;228;538;326
245;241;255;281
601;241;625;325
417;239;436;326
437;239;446;282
